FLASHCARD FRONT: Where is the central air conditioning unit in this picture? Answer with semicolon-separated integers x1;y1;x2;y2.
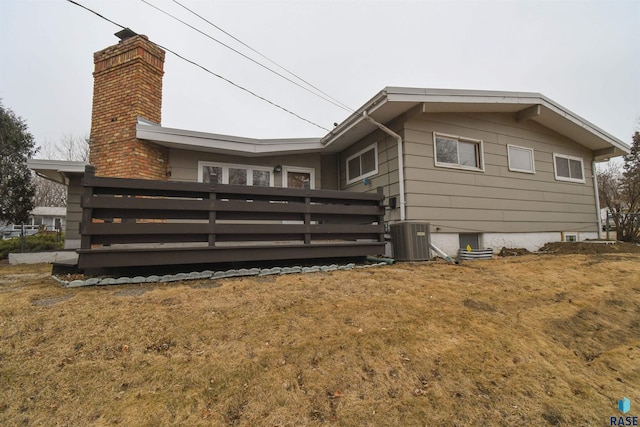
390;222;431;261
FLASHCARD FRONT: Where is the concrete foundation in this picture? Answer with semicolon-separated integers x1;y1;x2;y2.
9;251;78;265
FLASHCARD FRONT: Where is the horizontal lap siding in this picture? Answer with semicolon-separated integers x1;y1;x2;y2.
339;121;402;222
66;176;83;240
403;113;598;233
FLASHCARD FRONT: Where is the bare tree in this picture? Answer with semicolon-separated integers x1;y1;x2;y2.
598;131;640;242
32;175;67;207
33;134;89;207
39;134;89;162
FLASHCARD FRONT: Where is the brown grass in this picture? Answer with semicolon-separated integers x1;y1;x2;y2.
1;253;639;426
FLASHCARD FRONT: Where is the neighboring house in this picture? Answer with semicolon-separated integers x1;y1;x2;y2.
27;159;87;248
29;32;629;256
1;206;67;240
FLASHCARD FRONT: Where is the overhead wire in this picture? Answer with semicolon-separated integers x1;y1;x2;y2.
140;0;353;114
170;0;354;112
65;0;330;132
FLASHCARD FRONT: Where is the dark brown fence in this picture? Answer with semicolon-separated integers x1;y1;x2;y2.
77;166;385;270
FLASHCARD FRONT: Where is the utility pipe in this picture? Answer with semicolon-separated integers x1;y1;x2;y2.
592;160;603;239
362;111;406;221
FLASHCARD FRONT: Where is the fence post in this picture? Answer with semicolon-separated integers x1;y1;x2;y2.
606;211;610;241
80;165;96;250
208;186;217;246
20;223;26;253
304;181;311;244
377;186;385;243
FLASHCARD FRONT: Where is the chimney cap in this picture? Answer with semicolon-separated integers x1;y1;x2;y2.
115;28;138;41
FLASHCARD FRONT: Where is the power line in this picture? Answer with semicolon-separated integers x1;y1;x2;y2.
66;0;330;132
139;0;353;114
171;0;354;113
156;44;330;131
66;0;125;29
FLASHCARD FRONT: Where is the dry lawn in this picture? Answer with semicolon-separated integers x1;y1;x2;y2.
1;253;639;426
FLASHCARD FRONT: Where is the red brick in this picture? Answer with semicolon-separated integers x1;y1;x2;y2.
89;35;168;180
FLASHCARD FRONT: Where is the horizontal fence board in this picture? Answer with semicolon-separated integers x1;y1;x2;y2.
83;223;381;236
83;196;211;211
78;242;385;268
84;174;383;202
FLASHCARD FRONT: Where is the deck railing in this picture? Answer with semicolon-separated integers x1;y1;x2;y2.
77;166;385;270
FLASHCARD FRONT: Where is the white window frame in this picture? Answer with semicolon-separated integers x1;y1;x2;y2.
507;144;535;174
552;153;585;183
563;232;579;242
197;161;274;186
433;133;485;172
346;143;378;185
282;166;315;189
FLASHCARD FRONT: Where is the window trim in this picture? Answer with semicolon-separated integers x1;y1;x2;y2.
433;133;485;172
197;161;274;186
552;153;585;183
345;143;378;185
507;144;535;174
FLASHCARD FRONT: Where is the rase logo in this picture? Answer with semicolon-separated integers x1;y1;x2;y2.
610;397;638;426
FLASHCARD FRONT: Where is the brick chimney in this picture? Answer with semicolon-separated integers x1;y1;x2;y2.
89;32;169;179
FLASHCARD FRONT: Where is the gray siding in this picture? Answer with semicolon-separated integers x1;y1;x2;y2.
402;112;598;233
320;154;339;190
169;149;323;188
339;121;402;222
65;175;83;241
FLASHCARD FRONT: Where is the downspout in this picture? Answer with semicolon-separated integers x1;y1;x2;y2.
592;160;603;239
363;111;406;221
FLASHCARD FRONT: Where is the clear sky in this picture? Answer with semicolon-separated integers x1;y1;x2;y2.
1;0;638;154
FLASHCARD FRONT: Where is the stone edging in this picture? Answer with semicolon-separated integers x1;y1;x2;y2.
52;262;390;288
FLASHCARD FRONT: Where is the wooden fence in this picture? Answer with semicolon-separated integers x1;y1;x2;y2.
77;166;385;270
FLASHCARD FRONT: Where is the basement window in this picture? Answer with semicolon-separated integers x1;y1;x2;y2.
553;153;585;183
434;133;484;171
346;144;378;184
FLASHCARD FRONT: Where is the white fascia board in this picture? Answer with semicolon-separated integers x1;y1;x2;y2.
321;89;389;147
384;87;545;103
136;123;324;157
27;159;88;173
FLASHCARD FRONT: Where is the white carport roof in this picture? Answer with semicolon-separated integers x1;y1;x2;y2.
27;159;88;185
136;118;324;157
133;88;629;160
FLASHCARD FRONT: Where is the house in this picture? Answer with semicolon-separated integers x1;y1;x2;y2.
1;206;67;239
30;32;629;256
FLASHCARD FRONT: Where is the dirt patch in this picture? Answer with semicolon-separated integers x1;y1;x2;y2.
113;288;148;297
539;241;640;254
463;298;497;312
30;294;74;306
499;247;531;257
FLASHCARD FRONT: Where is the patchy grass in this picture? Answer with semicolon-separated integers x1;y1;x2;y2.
1;254;639;426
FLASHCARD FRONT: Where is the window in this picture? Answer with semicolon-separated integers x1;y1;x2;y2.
563;232;578;242
346;144;378;184
434;133;483;171
508;145;535;173
198;162;273;186
283;166;315;189
553;153;584;183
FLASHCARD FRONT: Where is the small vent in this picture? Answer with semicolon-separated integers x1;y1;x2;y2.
390;222;431;261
